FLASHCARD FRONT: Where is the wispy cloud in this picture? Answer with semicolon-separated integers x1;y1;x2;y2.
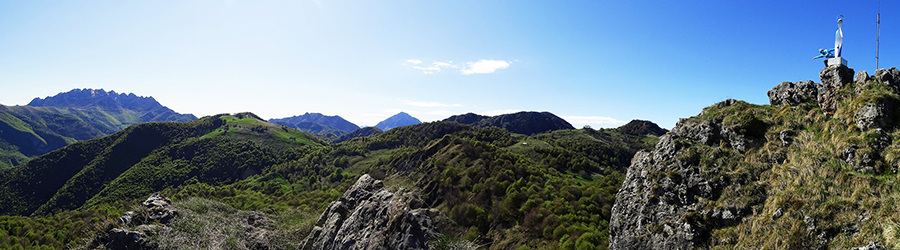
461;60;510;75
561;116;625;126
403;100;463;107
426;110;456;116
410;60;457;74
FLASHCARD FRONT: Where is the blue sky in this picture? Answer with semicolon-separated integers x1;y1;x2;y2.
1;1;896;128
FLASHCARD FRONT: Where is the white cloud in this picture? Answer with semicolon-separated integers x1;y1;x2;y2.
561;116;625;126
480;109;520;116
461;60;510;75
412;61;457;74
406;59;422;64
403;100;463;107
426;110;456;116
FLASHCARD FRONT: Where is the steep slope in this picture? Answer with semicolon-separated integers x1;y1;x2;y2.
610;65;900;249
0;113;321;216
0;88;196;168
269;112;359;135
374;112;422;131
443;111;575;135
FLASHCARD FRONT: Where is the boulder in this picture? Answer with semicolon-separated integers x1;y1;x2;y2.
768;80;819;106
142;193;179;225
856;70;870;86
851;241;891;250
818;65;855;115
299;174;443;250
856;98;896;131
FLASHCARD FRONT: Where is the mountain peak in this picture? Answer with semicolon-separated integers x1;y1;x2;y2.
268;112;359;133
375;112;422;131
443;111;573;135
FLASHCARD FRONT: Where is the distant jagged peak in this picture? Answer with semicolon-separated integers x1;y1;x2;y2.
27;88;160;109
25;88;195;122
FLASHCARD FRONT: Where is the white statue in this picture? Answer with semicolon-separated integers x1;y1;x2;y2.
835;15;843;57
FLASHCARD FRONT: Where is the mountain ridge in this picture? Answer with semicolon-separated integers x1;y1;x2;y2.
0;88;196;168
443;111;575;135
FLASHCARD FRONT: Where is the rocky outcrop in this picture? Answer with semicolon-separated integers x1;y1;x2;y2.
89;193;178;250
299;174;443;250
768;80;819;106
609;100;767;249
856;98;896;131
818;65;855;115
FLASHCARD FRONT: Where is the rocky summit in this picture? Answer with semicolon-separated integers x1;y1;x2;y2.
610;64;900;249
299;174;444;250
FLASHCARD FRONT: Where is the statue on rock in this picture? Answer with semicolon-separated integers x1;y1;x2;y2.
814;15;847;67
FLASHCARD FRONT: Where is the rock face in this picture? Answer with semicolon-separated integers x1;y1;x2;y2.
299;174;442;250
609;100;768;249
818;65;855;115
767;80;819;106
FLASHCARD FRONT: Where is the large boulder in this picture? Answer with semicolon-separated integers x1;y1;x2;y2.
856;98;896;131
818;65;855;115
299;174;443;250
767;80;819;106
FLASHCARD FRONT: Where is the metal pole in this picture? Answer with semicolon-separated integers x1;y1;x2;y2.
877;0;881;69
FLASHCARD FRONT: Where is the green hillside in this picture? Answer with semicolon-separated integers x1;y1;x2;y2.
0;113;658;249
0;104;194;169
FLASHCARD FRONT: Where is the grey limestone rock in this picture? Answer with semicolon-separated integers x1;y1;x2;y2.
818;65;855;115
856;70;870;86
142;193;179;225
299;174;443;250
768;80;819;106
856;98;896;131
610;100;767;250
852;241;892;250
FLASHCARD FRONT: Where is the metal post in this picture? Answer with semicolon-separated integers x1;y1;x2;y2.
877;0;881;69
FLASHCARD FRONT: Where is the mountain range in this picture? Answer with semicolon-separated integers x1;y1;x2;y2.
0;88;196;168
